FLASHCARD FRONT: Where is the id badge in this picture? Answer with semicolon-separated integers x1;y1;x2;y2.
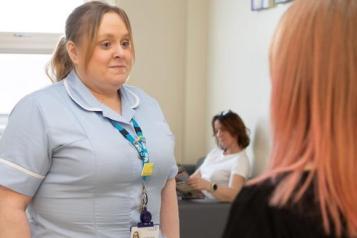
130;225;160;238
141;162;154;177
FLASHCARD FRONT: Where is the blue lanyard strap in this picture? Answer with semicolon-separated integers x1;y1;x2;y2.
111;119;152;212
132;119;144;139
111;119;149;163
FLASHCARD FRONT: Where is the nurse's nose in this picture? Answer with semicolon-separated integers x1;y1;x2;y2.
113;44;125;58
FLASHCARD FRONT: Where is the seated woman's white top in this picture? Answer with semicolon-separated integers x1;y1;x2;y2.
198;148;250;199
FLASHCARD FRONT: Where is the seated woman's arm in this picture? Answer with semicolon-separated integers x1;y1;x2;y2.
187;175;245;202
0;186;32;238
211;175;245;202
190;169;201;178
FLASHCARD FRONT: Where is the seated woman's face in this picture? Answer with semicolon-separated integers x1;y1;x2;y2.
214;120;237;150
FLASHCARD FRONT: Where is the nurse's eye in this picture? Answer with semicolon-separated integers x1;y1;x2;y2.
100;41;112;49
121;40;130;49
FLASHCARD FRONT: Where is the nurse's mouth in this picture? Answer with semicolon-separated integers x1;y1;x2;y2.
109;65;126;69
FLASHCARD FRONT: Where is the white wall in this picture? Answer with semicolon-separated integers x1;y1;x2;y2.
118;0;290;170
118;0;209;164
183;0;209;164
118;1;187;163
206;1;289;174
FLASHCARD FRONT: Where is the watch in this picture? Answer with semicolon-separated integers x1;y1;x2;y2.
210;183;218;192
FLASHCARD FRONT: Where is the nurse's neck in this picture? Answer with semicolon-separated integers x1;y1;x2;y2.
91;89;122;115
76;71;122;114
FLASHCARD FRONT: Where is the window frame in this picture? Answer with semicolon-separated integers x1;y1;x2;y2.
0;32;61;54
0;0;119;55
0;0;121;117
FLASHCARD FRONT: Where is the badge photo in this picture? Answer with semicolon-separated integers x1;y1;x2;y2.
130;225;160;238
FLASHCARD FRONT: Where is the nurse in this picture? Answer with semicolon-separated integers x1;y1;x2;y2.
0;1;179;238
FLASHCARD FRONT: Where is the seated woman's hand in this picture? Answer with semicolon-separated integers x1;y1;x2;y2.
187;176;211;191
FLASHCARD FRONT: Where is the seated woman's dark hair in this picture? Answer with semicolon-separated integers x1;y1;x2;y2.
212;110;250;149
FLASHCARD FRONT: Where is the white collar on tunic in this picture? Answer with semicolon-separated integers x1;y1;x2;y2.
63;70;140;123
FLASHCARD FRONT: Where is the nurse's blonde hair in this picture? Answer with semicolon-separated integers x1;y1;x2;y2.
46;1;134;81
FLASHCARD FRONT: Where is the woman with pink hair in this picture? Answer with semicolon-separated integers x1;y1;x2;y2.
223;0;357;237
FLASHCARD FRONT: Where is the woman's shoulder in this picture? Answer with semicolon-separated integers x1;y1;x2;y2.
230;149;249;160
233;180;275;206
10;82;65;113
223;181;276;237
224;178;334;238
205;147;223;161
235;177;321;216
229;150;251;177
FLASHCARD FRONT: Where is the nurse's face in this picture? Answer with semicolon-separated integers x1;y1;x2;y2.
71;12;134;95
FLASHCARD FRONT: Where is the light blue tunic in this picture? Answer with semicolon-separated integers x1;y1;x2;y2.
0;71;178;237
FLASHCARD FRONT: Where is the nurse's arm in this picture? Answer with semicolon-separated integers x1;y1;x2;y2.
160;178;179;238
0;186;31;238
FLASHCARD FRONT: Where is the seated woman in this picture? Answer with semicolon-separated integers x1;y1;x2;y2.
187;110;250;202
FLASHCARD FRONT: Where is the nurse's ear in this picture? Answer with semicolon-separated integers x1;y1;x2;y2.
66;40;80;66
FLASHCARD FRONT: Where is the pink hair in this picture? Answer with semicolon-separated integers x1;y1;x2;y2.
252;0;357;236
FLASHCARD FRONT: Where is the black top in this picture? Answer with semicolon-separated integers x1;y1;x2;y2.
222;176;348;238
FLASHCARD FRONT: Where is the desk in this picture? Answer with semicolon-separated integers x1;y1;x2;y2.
179;200;231;238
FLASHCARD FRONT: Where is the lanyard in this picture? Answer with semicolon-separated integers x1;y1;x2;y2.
111;118;153;179
111;118;148;162
111;118;156;228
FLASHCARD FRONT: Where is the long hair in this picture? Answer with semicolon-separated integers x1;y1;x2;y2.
212;110;250;149
256;0;357;236
46;1;135;81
